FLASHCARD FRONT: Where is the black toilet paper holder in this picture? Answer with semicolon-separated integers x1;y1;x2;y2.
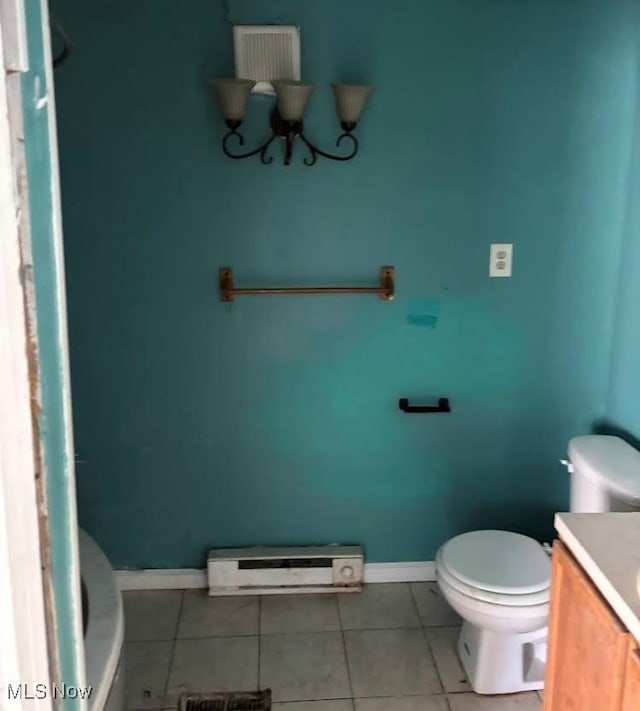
398;397;451;414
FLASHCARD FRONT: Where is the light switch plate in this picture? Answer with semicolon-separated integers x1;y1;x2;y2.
489;243;513;277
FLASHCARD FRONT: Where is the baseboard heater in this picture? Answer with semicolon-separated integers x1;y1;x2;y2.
207;545;364;595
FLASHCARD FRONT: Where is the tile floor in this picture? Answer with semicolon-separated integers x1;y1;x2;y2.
122;583;543;711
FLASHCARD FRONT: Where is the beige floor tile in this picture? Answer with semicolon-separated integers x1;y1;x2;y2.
410;583;461;627
344;628;442;697
338;584;420;630
123;590;183;642
272;701;354;711
261;594;340;634
124;640;173;709
355;697;449;711
447;692;541;710
166;636;258;705
426;626;471;693
260;632;351;702
177;591;259;638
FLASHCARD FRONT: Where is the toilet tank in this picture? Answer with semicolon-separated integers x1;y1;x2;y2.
567;435;640;512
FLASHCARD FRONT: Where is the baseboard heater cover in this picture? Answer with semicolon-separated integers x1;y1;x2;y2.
207;545;364;595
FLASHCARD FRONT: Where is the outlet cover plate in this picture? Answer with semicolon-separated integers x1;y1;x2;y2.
489;243;513;277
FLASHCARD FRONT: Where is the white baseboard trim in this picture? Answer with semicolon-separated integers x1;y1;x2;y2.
115;561;436;591
116;568;207;591
364;561;436;583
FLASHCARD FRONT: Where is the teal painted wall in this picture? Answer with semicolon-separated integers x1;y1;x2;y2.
606;26;640;439
22;0;83;697
52;0;639;568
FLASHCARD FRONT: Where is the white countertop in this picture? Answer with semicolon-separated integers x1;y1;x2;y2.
555;512;640;643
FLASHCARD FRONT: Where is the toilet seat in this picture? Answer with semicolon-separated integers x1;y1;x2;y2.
437;530;550;607
437;550;550;607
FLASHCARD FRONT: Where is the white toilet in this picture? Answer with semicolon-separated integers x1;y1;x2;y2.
436;435;640;695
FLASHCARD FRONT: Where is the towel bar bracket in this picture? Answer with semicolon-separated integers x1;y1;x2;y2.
220;267;234;302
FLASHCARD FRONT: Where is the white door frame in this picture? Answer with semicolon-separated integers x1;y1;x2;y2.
0;31;53;711
0;0;84;706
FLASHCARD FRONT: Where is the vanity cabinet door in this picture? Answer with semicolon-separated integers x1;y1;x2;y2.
544;540;629;711
621;641;640;711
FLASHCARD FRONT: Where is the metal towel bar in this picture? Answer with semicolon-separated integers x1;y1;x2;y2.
219;266;395;302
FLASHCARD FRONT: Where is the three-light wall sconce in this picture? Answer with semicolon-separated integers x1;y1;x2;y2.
210;79;373;166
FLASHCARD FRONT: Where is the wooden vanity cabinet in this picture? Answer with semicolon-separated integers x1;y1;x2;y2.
544;540;640;711
621;640;640;711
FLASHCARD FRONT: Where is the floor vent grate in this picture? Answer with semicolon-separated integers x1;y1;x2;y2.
180;690;271;711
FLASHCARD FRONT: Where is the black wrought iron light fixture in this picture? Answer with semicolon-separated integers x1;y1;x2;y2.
210;78;373;166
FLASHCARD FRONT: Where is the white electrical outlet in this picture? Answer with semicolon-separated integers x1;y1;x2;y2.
489;243;513;277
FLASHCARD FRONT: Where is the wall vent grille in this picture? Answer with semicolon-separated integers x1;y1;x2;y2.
233;25;301;95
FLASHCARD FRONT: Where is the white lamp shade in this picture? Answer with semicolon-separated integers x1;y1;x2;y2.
210;79;256;122
272;80;314;122
331;83;373;124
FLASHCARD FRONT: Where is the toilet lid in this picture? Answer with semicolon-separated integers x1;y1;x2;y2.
437;549;550;606
439;530;550;595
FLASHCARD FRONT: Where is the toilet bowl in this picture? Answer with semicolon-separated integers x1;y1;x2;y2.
435;436;640;695
436;530;550;694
